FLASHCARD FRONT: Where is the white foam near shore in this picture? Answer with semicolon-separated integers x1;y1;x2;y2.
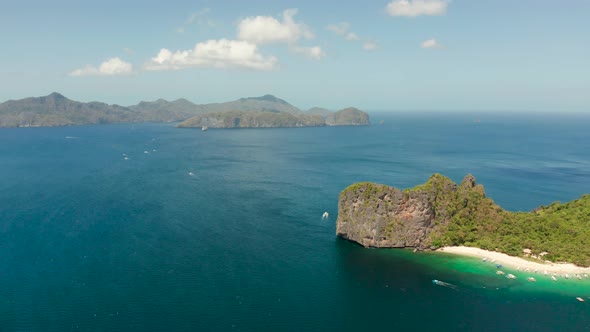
438;246;590;275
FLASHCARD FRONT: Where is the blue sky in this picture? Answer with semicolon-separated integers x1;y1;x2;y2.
0;0;588;111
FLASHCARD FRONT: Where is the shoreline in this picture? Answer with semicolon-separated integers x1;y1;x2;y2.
438;246;590;276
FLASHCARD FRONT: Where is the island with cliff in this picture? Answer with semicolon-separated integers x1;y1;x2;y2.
0;93;369;128
336;174;590;267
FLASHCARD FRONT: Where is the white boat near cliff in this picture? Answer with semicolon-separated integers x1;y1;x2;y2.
201;126;208;131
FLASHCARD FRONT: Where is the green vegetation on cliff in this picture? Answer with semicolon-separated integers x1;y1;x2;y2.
337;174;590;267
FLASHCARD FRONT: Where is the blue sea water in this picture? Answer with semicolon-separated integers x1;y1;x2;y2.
1;112;590;331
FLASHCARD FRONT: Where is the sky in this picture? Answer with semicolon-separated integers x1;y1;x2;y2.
0;0;589;111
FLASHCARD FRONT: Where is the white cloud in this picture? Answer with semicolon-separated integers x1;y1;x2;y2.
327;21;376;51
69;57;133;77
345;32;359;41
327;22;350;35
420;38;443;49
327;22;360;41
291;45;325;60
185;8;211;25
237;9;313;44
363;41;378;51
144;39;278;71
386;0;448;17
177;8;217;34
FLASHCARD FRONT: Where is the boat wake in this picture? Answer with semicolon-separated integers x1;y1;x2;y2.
432;279;458;290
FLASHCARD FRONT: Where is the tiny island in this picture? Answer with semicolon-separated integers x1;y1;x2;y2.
336;174;590;273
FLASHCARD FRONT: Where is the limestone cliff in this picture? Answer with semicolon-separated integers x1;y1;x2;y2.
336;173;590;266
336;174;489;249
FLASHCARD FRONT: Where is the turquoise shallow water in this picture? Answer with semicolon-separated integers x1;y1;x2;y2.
1;112;590;331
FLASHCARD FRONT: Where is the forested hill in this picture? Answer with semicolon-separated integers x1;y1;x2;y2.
0;93;369;128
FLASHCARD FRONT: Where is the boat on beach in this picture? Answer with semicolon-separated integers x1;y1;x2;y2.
527;277;536;282
507;274;517;280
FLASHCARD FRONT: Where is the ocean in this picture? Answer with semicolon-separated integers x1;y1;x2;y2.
1;112;589;331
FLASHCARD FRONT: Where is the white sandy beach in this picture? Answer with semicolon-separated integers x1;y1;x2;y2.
438;246;590;276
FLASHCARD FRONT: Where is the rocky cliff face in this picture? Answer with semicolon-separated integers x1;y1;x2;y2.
336;174;485;249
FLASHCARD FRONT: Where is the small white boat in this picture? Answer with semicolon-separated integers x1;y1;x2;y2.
551;275;557;281
496;271;505;275
144;150;149;154
124;157;129;160
527;277;536;282
202;126;208;131
322;212;329;219
507;274;517;280
482;258;488;262
576;297;585;302
188;172;194;176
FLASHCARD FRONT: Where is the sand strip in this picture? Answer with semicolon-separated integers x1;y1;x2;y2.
438;246;590;276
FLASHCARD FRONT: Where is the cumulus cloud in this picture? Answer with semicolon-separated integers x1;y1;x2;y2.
386;0;448;17
237;9;313;44
290;45;325;60
420;38;443;49
69;57;133;77
144;39;278;71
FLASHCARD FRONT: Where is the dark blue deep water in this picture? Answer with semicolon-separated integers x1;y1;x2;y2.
1;112;590;331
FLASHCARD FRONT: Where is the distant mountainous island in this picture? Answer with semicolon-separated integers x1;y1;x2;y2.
0;93;369;128
337;174;590;267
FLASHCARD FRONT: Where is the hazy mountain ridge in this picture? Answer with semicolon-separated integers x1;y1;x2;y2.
0;93;368;128
0;92;139;127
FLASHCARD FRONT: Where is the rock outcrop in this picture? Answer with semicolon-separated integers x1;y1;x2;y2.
336;174;488;249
